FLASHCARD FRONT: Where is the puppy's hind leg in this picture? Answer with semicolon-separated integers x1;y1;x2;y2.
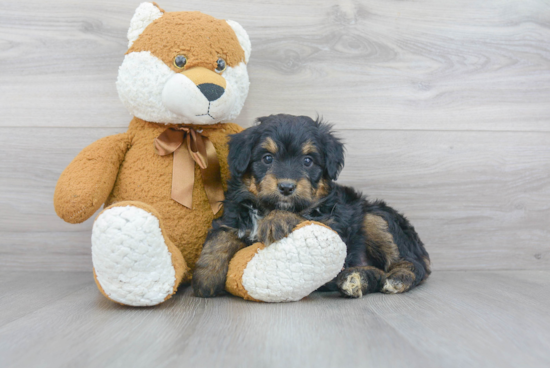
382;258;428;294
337;266;386;298
193;227;245;298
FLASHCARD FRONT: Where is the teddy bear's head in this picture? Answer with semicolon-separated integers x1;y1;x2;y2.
116;3;251;125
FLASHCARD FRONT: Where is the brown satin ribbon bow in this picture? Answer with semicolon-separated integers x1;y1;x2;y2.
154;127;224;214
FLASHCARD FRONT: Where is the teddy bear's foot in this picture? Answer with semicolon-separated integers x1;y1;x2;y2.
92;203;186;306
226;221;347;302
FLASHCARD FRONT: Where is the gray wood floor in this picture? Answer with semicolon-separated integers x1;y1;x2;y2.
0;271;549;368
1;0;550;367
1;0;549;272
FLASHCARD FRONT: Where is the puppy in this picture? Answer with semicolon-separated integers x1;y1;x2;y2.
193;114;430;298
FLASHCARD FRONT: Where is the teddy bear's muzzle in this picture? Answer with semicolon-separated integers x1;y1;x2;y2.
184;67;226;101
161;66;233;124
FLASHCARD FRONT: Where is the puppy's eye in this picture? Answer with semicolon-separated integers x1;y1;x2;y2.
304;156;313;167
262;154;273;165
215;58;226;73
174;55;187;69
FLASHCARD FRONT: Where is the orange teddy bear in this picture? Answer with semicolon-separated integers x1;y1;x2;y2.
54;3;250;306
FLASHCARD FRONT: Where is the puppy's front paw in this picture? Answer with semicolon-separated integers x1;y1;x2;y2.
257;210;303;245
257;220;293;246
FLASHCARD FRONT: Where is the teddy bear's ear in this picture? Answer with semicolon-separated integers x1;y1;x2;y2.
127;2;164;48
226;20;251;63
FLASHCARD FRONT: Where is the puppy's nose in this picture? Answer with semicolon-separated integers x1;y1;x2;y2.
278;182;296;196
197;83;225;102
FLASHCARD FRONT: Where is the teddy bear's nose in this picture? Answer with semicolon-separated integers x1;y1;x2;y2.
197;83;225;102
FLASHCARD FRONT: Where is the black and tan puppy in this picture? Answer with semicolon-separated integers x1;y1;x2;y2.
193;114;430;298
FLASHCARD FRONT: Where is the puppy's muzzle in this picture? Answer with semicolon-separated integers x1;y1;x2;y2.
278;181;296;196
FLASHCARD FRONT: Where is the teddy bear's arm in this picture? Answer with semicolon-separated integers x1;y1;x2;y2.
226;221;347;302
53;133;131;224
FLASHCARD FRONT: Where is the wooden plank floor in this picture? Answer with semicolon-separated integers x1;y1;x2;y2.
0;271;549;368
1;0;549;273
1;1;549;366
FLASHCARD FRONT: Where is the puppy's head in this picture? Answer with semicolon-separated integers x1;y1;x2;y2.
228;114;344;211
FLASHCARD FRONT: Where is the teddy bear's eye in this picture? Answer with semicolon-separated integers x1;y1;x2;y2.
174;55;187;69
215;58;226;73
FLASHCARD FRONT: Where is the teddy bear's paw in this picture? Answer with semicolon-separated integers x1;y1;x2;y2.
232;221;347;302
92;205;177;306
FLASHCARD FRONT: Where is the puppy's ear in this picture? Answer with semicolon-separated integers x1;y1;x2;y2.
319;122;345;181
228;127;259;178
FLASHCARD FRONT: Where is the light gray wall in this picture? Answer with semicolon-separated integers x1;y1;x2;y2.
1;0;549;271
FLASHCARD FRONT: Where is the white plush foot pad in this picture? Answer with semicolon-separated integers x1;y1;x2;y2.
242;223;347;302
92;206;176;306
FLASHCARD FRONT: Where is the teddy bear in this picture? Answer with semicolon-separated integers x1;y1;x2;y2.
54;2;346;306
54;2;250;306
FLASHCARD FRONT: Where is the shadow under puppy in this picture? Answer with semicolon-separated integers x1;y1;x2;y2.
193;114;431;298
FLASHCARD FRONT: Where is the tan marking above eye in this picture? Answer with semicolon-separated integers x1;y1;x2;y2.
261;137;278;154
302;140;318;155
